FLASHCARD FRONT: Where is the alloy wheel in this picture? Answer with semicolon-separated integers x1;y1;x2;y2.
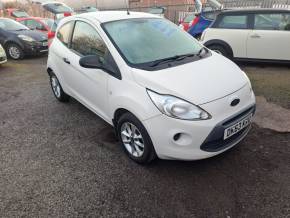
9;46;21;59
51;76;61;98
120;122;145;157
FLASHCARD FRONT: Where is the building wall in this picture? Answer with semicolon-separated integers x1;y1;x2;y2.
129;0;195;8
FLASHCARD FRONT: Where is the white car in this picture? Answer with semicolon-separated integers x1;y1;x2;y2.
201;9;290;62
47;11;255;163
0;44;7;65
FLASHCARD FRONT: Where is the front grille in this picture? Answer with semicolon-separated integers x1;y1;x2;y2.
200;105;256;152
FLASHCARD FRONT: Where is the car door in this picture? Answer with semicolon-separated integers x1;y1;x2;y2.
247;12;290;60
211;14;251;58
62;20;110;122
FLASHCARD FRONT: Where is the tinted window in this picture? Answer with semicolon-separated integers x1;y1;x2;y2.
57;21;73;47
254;13;290;31
71;21;106;57
218;15;248;29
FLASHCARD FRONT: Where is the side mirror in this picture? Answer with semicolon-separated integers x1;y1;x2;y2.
79;55;105;69
79;54;122;80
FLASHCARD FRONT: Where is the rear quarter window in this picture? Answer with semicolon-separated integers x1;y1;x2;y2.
57;21;74;47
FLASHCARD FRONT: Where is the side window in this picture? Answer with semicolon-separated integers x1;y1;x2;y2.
71;21;107;57
57;21;74;47
218;15;248;29
254;13;290;31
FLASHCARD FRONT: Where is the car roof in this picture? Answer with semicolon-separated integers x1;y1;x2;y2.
64;11;160;24
220;8;290;14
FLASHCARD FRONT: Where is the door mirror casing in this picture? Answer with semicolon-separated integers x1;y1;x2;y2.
79;54;122;80
79;55;104;69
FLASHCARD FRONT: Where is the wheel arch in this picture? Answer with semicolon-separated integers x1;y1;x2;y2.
204;39;234;58
4;40;24;50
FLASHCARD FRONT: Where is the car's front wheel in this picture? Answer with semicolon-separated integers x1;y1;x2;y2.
117;112;156;164
49;73;70;102
6;43;24;60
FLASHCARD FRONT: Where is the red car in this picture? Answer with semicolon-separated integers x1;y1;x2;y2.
179;13;197;31
16;17;56;44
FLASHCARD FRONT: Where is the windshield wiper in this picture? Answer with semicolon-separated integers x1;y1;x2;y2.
149;53;196;67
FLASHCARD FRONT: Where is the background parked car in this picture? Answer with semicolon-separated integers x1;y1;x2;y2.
17;17;55;43
188;10;221;38
0;44;7;64
5;8;29;19
188;0;222;38
148;7;166;17
0;18;48;60
179;13;196;31
201;9;290;62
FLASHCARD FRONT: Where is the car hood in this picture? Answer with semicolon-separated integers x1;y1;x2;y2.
9;30;47;41
131;53;249;105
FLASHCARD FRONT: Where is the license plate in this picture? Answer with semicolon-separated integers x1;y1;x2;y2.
42;42;48;46
224;114;252;140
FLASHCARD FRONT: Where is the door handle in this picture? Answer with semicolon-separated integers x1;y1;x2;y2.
250;34;261;39
63;58;70;64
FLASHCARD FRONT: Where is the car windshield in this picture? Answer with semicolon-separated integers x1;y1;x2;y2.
0;19;29;31
41;19;54;28
103;18;203;65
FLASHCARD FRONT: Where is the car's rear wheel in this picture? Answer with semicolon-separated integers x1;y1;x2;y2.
49;73;70;102
208;45;231;59
117;112;157;164
6;43;24;60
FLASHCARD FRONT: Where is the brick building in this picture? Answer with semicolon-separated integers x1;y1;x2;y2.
129;0;195;8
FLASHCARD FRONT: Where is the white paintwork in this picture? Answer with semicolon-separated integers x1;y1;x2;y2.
0;44;7;65
247;30;290;60
202;28;251;58
201;11;290;61
48;11;255;161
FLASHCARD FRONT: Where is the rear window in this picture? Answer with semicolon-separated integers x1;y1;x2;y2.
218;15;248;29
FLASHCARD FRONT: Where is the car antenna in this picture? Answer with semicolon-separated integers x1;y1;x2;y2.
124;0;130;15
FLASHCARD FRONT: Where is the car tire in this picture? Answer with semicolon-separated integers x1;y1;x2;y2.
6;43;24;60
208;45;231;59
49;73;70;102
117;112;157;164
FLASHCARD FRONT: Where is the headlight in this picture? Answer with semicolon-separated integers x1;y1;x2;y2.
18;35;35;42
147;90;211;120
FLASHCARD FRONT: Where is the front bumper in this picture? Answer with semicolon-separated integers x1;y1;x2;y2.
23;41;48;55
0;55;7;64
143;84;256;160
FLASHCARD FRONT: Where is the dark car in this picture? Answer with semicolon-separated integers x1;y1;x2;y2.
0;18;48;60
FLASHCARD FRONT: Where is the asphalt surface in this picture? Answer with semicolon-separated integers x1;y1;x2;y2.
0;57;290;218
